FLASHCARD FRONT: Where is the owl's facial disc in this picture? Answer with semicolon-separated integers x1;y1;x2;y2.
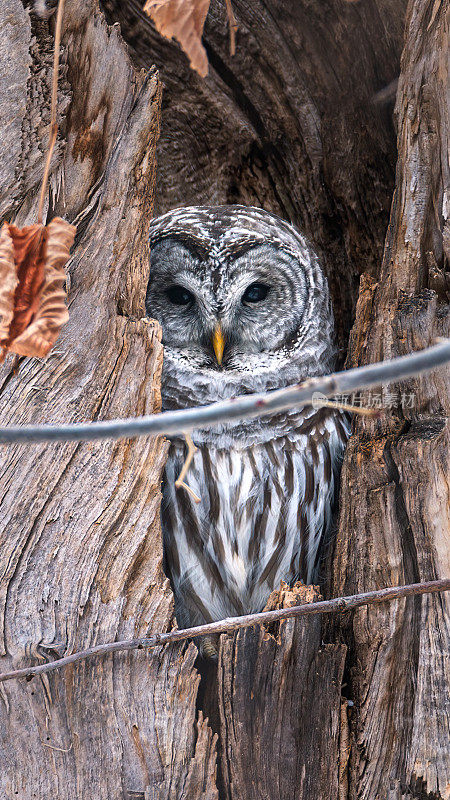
146;238;309;372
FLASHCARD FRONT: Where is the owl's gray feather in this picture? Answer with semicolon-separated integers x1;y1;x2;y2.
146;205;349;649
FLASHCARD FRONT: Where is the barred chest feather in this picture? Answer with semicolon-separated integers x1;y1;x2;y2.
162;409;349;629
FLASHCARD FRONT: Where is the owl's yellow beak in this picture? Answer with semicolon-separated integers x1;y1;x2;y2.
212;323;225;366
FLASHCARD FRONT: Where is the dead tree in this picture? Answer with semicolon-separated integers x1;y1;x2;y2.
0;0;448;798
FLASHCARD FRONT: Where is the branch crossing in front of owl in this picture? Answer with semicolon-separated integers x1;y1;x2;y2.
146;205;351;654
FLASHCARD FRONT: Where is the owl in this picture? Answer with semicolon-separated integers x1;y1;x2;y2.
146;206;349;654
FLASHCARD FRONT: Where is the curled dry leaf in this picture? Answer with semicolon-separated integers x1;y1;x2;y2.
0;225;18;342
144;0;211;77
0;217;76;361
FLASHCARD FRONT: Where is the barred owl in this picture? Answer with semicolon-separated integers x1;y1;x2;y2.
146;206;349;653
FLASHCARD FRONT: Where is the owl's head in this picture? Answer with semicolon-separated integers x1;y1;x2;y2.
146;206;336;405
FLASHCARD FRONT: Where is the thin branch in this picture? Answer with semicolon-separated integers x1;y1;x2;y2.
41;741;73;753
313;399;380;417
175;433;201;503
37;0;65;224
0;339;449;444
0;579;448;683
224;0;238;56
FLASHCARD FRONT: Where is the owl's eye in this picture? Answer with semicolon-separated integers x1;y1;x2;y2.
165;285;194;306
242;283;270;304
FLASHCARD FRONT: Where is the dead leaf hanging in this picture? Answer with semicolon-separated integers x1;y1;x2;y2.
0;217;75;361
0;225;18;342
143;0;211;77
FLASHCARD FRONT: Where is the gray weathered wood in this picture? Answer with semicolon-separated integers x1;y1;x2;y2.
0;2;218;798
0;0;448;798
218;585;347;800
101;1;449;797
331;0;450;797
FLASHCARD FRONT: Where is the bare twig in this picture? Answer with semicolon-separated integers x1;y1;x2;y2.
37;0;65;224
224;0;238;56
0;340;448;444
41;741;73;753
175;433;201;503
0;579;448;683
312;399;380;417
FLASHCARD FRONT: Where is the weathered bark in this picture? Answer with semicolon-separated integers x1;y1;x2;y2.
0;0;448;799
101;2;449;799
218;585;346;800
0;2;217;798
331;1;450;798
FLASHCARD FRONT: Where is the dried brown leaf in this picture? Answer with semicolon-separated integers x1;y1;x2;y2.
144;0;210;77
0;224;18;342
224;0;237;56
0;217;75;360
3;223;46;347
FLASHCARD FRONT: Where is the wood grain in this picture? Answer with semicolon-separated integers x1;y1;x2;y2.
0;0;448;797
0;2;218;798
331;0;450;798
100;2;449;797
218;585;346;800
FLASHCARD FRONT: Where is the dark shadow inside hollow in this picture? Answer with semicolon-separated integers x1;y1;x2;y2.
100;0;404;363
195;653;229;800
195;653;220;735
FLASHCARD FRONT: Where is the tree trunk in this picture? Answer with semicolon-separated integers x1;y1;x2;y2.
0;3;217;798
0;1;448;799
331;1;450;797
